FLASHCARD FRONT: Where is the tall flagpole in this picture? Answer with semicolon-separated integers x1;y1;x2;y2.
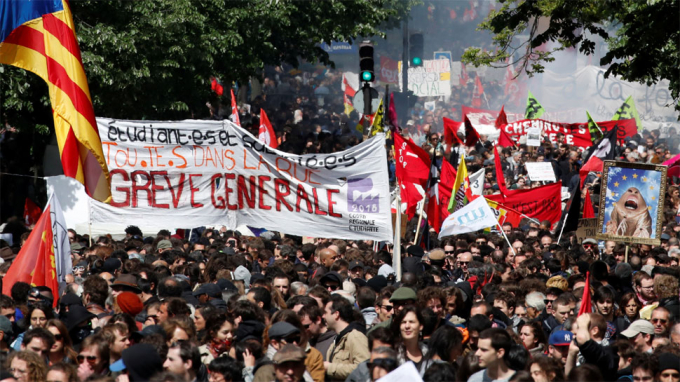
497;221;516;256
393;185;402;282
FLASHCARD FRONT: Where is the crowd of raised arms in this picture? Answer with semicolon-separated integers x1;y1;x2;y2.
0;63;679;382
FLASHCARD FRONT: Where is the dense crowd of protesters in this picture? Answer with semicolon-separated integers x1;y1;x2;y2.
2;43;680;382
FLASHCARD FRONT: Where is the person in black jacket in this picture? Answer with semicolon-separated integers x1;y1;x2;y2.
567;313;619;381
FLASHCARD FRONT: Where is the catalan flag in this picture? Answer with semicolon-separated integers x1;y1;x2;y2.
0;0;111;202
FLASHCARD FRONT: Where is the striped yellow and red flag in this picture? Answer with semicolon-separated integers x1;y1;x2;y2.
0;0;111;202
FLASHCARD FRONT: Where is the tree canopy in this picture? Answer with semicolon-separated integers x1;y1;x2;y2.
462;0;680;113
1;0;414;127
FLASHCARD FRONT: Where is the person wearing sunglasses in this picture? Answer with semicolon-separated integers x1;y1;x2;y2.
76;333;110;381
651;307;671;336
319;272;343;293
46;319;78;366
581;238;599;258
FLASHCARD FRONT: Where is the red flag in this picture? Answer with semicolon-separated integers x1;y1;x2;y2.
486;182;563;228
230;89;241;127
579;156;604;188
400;182;422;219
578;272;592;316
24;198;42;226
495;106;508;129
2;204;58;307
443;117;463;146
583;190;595;219
394;131;431;187
464;115;480;147
486;198;523;228
210;77;224;96
258;109;278;149
426;182;441;232
437;160;457;225
494;146;508;193
498;129;515;148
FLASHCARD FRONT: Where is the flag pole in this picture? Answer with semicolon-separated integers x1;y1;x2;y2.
412;197;426;245
557;211;568;243
497;221;516;257
393;184;402;282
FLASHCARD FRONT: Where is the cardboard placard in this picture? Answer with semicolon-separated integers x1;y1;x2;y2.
526;162;557;182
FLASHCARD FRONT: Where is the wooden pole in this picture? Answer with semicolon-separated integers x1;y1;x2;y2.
393;185;402;282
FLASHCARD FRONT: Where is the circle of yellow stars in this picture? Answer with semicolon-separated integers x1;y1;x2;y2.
610;170;654;210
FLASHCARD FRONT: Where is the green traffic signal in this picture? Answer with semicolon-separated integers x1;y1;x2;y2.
361;71;374;82
412;57;422;66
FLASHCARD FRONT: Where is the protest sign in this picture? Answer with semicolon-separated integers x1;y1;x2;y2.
596;161;667;245
575;218;598;244
92;118;393;242
399;59;451;97
526;162;557;182
379;56;399;85
526;127;541;146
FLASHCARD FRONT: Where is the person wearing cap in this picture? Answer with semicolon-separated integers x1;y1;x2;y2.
620;319;655;353
110;343;163;381
547;329;572;366
656;353;680;382
348;261;365;280
193;283;223;304
581;238;598;258
111;274;141;297
367;287;416;334
271;344;307;382
157;239;173;253
324;295;370;381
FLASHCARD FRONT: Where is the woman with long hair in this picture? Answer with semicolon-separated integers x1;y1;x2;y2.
11;304;55;350
389;305;428;368
194;304;218;342
615;292;641;333
198;312;235;365
519;322;547;358
45;319;78;365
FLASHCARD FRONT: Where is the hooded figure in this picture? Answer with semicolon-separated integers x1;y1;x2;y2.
606;187;653;237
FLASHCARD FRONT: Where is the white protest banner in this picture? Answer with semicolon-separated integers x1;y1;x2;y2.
526;127;542;146
399;59;451;97
438;197;497;238
48;194;72;282
93;118;393;242
526;162;557;182
468;168;485;196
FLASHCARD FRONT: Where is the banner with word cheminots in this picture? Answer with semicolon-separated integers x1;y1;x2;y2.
92;118;393;242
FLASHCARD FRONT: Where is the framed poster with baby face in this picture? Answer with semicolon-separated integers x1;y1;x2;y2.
596;161;667;245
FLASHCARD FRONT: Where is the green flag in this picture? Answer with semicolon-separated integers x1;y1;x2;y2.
525;91;545;119
586;111;603;143
612;95;643;132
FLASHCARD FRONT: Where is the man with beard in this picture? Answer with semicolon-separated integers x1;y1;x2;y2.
606;187;653;238
634;273;657;306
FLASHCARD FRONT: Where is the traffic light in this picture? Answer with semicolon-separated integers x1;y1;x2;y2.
359;41;374;82
409;33;424;67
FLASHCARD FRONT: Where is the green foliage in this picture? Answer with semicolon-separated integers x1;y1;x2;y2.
1;0;415;126
462;0;680;113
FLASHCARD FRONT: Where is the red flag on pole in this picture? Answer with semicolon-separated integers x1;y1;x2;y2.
258;109;278;149
495;106;508;129
443;117;463;146
460;63;470;86
583;190;595;219
464;115;481;147
494;145;508;193
394;131;431;187
579;156;604;188
2;204;59;307
24;198;42;226
472;76;484;108
400;182;422;219
230;89;241;127
578;272;592;316
387;93;400;132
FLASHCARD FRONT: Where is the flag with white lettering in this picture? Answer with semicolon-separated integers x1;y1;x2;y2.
439;197;497;238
